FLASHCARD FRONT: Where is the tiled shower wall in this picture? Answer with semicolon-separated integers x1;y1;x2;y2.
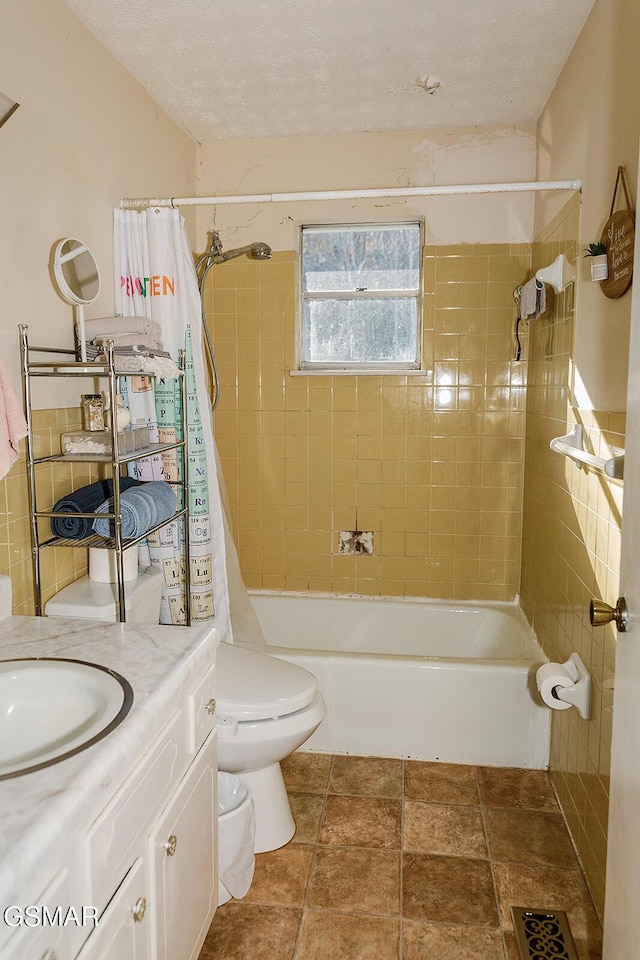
0;409;92;614
206;242;530;602
520;194;623;918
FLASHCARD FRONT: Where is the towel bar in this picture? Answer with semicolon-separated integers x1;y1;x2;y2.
535;254;575;294
550;424;624;480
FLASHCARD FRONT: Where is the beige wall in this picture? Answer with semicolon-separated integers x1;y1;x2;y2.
0;0;196;406
536;0;640;412
196;125;537;253
0;0;196;609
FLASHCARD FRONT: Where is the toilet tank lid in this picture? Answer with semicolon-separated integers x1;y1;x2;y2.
216;642;319;721
44;567;163;617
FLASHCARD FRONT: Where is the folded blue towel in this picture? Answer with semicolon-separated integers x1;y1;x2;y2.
51;476;141;540
92;481;178;540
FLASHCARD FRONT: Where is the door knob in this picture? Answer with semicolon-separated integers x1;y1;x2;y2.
590;596;629;632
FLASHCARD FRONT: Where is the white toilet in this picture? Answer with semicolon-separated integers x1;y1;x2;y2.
216;642;326;852
45;572;326;854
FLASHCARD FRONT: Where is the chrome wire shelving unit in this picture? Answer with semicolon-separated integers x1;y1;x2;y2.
19;324;191;623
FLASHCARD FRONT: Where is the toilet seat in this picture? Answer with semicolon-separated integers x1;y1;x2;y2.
217;642;319;721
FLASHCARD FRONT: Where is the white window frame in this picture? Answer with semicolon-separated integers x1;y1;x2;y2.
296;221;424;374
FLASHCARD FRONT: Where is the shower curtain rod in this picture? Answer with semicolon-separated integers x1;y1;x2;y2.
119;179;582;209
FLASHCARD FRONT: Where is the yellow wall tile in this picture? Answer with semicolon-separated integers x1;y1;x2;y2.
520;193;616;918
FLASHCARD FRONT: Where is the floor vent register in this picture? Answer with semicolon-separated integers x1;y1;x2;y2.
511;907;579;960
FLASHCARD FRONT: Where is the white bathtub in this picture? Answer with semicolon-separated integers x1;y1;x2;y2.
248;591;551;769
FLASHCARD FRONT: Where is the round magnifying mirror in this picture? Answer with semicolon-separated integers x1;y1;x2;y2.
53;238;101;305
52;239;101;362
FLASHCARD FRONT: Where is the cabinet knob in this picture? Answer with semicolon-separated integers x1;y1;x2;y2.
132;897;147;923
165;834;178;856
205;698;216;716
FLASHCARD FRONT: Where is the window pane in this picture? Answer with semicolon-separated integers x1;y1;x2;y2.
303;298;418;363
302;224;420;293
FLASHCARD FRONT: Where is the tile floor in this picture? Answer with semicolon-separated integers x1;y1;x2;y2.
199;754;603;960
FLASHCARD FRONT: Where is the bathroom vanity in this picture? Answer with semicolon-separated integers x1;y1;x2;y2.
0;593;219;960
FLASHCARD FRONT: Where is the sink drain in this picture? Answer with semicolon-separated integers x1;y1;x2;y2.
511;908;579;960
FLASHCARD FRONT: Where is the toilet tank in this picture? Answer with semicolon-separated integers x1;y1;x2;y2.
45;567;163;624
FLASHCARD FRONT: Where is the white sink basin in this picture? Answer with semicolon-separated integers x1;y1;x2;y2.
0;658;133;779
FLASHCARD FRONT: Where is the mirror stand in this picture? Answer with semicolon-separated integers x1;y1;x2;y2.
52;239;101;362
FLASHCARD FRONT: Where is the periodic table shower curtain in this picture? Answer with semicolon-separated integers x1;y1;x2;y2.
113;205;264;645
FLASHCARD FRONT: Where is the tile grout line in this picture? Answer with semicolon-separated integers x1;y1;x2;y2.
398;757;405;960
547;770;605;928
475;765;511;960
290;753;335;960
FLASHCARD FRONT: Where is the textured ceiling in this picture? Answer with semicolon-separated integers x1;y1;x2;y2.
64;0;595;143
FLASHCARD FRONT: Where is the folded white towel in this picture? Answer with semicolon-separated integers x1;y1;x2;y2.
93;353;182;380
80;316;159;339
0;352;27;480
93;334;164;350
86;342;171;356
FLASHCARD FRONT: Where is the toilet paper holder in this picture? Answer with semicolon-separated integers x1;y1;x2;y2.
537;653;591;720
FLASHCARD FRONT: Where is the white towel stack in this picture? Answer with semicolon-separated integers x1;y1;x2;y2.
75;316;179;378
77;316;164;352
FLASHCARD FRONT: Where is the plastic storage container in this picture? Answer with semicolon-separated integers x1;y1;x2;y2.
61;425;150;455
89;545;139;583
217;772;255;906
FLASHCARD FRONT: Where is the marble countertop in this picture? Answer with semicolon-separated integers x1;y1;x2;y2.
0;604;219;913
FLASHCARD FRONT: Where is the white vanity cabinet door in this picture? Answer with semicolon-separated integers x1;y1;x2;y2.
188;664;217;754
85;712;183;912
149;733;217;960
75;859;150;960
1;869;72;960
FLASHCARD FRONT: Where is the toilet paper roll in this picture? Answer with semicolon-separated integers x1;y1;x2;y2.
536;661;574;710
89;546;138;583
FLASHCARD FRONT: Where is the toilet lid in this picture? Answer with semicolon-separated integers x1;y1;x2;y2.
216;643;319;721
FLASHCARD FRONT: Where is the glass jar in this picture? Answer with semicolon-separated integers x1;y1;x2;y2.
82;394;105;432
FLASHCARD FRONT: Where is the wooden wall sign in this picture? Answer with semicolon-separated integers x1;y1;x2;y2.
600;166;635;299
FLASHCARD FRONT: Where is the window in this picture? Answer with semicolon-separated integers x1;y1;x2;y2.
299;222;423;371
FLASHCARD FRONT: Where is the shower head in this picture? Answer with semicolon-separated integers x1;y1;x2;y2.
200;230;272;265
248;242;272;261
219;240;273;263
